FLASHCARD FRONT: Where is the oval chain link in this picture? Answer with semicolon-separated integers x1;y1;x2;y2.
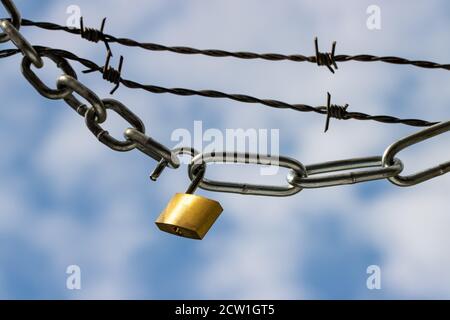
188;152;307;197
22;52;77;99
382;120;450;186
124;128;180;169
56;75;107;123
0;19;42;67
0;0;21;43
287;156;403;188
85;98;145;152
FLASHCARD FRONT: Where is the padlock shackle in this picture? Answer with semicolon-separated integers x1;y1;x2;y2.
186;165;205;194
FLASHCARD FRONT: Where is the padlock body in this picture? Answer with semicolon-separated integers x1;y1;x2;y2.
156;193;223;240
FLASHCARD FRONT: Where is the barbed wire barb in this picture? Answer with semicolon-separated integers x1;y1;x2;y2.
79;16;111;53
324;92;349;132
83;49;124;94
314;37;338;73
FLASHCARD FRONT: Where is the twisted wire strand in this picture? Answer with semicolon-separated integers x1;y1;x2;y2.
0;46;437;128
0;48;19;58
20;19;450;71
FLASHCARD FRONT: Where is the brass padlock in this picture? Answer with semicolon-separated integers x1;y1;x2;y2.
155;167;223;240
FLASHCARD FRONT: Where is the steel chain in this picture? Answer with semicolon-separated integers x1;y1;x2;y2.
0;0;448;199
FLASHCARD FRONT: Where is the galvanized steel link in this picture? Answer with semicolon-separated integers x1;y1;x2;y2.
56;75;107;123
188;152;307;196
382;120;450;186
85;98;145;152
0;0;21;43
124;128;180;169
21;52;77;99
287;156;404;188
0;19;42;68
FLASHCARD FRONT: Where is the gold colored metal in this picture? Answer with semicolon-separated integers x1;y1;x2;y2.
156;193;223;240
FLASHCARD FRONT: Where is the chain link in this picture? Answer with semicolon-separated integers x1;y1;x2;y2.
124;128;180;169
21;51;77;99
382;120;450;186
56;75;107;123
0;0;20;43
0;19;42;68
287;156;403;189
85;98;145;152
188;152;307;197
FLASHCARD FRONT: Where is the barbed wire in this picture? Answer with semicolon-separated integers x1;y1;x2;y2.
21;19;450;72
1;0;449;240
0;46;437;128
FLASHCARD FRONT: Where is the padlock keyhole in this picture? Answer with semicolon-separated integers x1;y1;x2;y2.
173;227;183;236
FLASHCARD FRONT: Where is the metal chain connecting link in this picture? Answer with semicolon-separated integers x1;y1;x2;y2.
0;0;448;203
21;51;77;99
56;74;107;123
85;98;145;152
188;152;307;197
0;0;20;43
382;120;450;186
287;156;403;189
124;128;180;170
0;19;42;67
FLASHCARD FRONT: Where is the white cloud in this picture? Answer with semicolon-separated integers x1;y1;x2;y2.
0;0;449;299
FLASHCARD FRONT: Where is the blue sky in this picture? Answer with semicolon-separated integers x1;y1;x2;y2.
0;0;449;299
